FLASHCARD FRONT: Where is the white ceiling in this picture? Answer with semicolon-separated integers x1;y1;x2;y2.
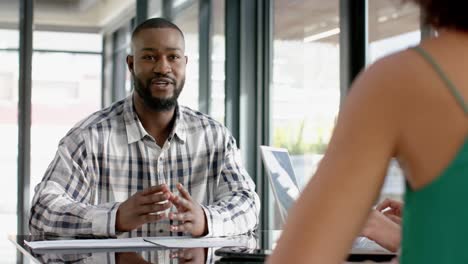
0;0;420;40
0;0;136;33
274;0;420;43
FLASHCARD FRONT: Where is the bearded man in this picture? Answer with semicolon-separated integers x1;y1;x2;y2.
29;18;260;238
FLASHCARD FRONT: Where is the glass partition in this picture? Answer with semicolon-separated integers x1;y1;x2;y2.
30;0;116;204
0;1;141;260
369;0;420;62
173;0;200;110
30;37;103;196
210;0;225;123
0;1;19;261
270;0;340;228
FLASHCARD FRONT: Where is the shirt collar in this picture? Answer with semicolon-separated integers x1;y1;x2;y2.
124;93;187;145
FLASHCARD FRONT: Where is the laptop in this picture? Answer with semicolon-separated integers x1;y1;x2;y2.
259;146;301;224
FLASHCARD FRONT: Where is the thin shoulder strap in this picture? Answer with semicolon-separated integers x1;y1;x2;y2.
412;46;468;114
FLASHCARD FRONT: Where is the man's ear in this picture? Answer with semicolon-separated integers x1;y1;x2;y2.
184;55;188;65
126;55;134;73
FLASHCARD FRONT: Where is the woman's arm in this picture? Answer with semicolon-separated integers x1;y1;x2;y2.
268;54;410;264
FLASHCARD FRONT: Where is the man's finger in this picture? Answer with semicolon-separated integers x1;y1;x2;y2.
138;202;172;215
141;212;166;223
169;196;186;212
171;195;193;211
138;192;170;205
140;184;168;196
177;183;192;201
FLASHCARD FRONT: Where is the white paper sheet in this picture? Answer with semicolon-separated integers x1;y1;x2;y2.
24;237;155;250
25;236;249;250
144;236;248;248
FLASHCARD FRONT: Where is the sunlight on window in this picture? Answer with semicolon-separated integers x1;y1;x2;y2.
30;32;102;200
270;0;340;228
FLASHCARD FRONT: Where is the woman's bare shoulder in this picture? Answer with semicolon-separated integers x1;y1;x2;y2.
349;48;430;107
348;50;418;100
361;49;424;86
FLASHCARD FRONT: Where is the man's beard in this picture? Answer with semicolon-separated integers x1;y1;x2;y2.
133;73;185;112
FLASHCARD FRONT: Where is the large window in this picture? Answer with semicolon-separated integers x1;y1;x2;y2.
270;0;340;228
0;2;19;262
210;0;225;123
173;1;200;111
369;0;420;62
112;22;133;102
0;31;19;263
30;31;102;198
368;0;420;201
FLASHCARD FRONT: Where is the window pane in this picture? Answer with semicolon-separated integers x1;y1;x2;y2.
149;0;163;17
34;31;102;52
30;0;137;201
210;0;225;123
30;35;102;198
368;0;420;201
113;23;133;100
0;29;19;49
0;1;19;261
173;1;199;110
369;1;420;62
271;0;340;228
0;38;18;263
0;2;19;262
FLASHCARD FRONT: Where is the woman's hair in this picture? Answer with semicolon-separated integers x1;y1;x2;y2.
409;0;468;30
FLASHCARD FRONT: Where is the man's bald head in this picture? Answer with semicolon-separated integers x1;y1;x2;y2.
131;18;185;53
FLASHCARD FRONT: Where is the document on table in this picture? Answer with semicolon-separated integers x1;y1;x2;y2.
24;237;155;250
144;236;248;248
25;236;249;250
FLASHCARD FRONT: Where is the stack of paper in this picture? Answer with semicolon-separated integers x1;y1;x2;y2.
25;236;248;250
24;237;152;250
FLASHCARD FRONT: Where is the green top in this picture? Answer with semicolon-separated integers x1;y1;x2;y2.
401;46;468;263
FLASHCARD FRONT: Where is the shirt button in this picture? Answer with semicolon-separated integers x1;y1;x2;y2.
159;229;164;233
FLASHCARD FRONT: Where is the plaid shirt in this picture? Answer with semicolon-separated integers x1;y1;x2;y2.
29;94;260;238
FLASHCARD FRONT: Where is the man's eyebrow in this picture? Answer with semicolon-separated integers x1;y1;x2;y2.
165;47;182;52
